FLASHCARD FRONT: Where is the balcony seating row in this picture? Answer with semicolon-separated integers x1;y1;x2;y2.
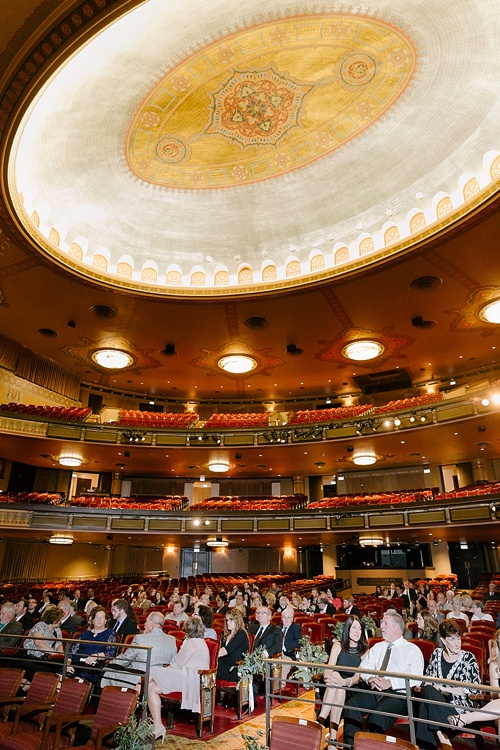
308;489;433;509
116;410;198;427
289;404;374;424
69;495;189;510
0;403;91;420
435;481;500;499
190;494;308;511
373;393;443;414
0;492;63;505
203;412;269;428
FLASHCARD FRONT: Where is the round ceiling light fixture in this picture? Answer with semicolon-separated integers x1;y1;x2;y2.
359;534;384;547
92;348;133;369
59;454;83;467
479;299;500;324
49;535;74;545
208;460;230;473
206;537;229;547
342;340;384;361
352;452;377;466
218;354;257;374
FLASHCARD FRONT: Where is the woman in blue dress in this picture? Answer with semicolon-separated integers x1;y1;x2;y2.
68;606;117;684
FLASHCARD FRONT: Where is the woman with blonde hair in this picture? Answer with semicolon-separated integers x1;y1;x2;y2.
291;591;303;610
445;596;470;627
265;592;276;609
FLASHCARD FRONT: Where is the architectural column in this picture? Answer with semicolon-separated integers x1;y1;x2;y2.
110;472;122;496
471;458;490;483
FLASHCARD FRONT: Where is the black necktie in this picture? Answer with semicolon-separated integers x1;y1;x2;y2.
380;642;393;671
255;627;264;645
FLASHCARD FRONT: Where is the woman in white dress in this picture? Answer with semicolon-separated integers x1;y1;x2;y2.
148;616;209;742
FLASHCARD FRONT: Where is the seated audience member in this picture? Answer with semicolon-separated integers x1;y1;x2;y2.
25;607;64;657
59;598;83;635
387;583;397;599
132;590;152;611
427;599;445;624
342;611;424;747
275;594;291;613
196;604;217;640
436;591;446;609
0;602;24;647
416;609;440;643
442;589;455;612
27;596;40;617
375;607;412;640
470;599;494;622
109;598;139;638
374;585;383;598
488;628;500;686
102;611;177;689
180;594;194;613
154;591;166;606
416;620;480;749
233;592;251;622
483;582;500;603
14;597;35;631
343;597;361;617
415;584;428;612
291;591;303;610
83;588;100;615
249;605;282;696
461;593;474;612
68;606;117;685
280;606;302;682
445;595;470;627
216;608;249;682
148;616;210;742
215;592;229;614
165;600;189;626
316;595;336;616
401;580;418;616
264;592;276;610
71;589;87;612
318;615;369;741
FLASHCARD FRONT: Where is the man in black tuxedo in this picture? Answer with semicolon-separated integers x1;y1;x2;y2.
108;599;138;639
14;598;35;632
316;596;336;616
249;605;282;697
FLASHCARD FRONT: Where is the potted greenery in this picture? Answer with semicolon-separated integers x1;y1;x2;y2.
114;706;155;750
293;635;329;688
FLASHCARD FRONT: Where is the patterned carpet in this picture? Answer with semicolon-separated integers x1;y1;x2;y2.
156;690;316;749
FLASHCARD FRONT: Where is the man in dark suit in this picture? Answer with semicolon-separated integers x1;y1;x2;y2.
14;598;35;631
343;597;362;618
249;605;282;697
0;602;24;647
59;599;84;635
483;583;500;603
280;606;302;683
109;598;138;639
316;596;336;616
401;580;417;615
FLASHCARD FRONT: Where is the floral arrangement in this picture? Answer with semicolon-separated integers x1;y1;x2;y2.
114;705;155;750
293;635;329;687
237;645;266;688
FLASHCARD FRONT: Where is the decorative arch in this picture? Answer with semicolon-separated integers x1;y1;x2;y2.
141;266;158;283
166;269;182;285
190;270;206;286
68;242;83;261
359;237;374;256
30;211;40;227
214;269;229;285
463;177;480;201
383;225;400;246
490;154;500;180
436;195;453;219
262;263;277;281
116;262;133;278
49;227;60;246
93;253;108;271
310;253;325;271
334;245;349;264
286;259;301;277
409;212;426;233
238;266;253;284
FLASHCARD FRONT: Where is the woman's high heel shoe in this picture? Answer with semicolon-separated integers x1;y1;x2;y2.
447;714;465;728
154;726;166;744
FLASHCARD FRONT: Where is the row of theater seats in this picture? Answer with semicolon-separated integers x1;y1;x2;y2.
373;392;443;413
190;494;308;511
435;481;500;499
0;403;91;420
289;404;374;424
308;489;434;509
116;410;199;427
0;492;63;505
69;495;189;510
203;412;269;428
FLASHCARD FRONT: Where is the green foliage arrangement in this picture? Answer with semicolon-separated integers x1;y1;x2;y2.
240;727;268;750
293;634;329;687
114;707;155;750
237;645;266;688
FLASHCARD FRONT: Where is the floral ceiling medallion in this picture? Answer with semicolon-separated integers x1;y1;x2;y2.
448;287;500;335
316;327;413;369
126;13;416;189
63;337;161;374
190;342;284;378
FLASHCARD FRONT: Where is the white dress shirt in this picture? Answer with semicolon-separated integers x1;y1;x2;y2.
361;636;424;691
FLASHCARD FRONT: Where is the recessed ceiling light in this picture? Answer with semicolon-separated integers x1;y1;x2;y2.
218;354;257;374
59;454;82;467
92;349;133;369
353;453;377;466
342;340;384;361
208;460;230;472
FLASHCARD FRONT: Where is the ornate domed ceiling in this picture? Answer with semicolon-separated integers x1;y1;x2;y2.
5;0;500;296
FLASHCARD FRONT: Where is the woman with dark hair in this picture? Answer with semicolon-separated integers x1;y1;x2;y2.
374;585;383;597
415;620;480;749
68;605;117;684
216;608;249;682
196;604;217;639
181;593;194;613
148;616;209;741
317;614;369;740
